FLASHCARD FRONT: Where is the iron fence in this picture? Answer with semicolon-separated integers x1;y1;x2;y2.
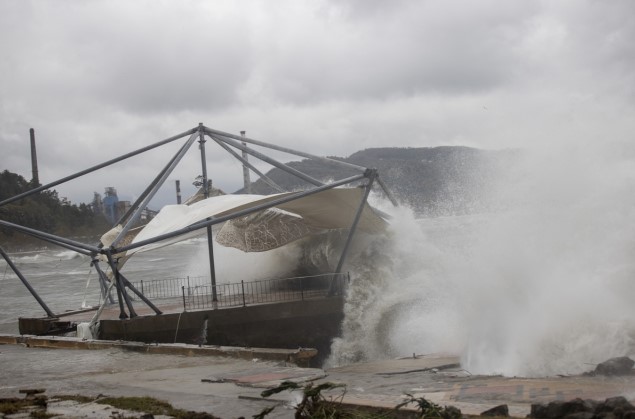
182;273;348;311
129;276;194;300
128;273;348;311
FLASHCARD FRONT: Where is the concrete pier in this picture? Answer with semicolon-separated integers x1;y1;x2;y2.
18;296;345;365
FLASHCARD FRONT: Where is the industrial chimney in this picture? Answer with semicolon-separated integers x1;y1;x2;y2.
175;180;182;204
29;128;39;185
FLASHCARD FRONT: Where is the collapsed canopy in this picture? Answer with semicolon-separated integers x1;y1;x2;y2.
129;187;387;254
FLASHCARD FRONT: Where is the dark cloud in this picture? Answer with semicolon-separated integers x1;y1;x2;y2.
0;1;254;116
0;0;634;207
253;1;539;103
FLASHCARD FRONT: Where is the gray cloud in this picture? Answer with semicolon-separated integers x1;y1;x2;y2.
249;1;539;104
1;0;634;208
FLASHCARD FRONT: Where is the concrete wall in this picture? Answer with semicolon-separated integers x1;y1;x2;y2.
98;297;344;364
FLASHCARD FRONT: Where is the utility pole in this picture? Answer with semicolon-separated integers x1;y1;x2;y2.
241;131;251;193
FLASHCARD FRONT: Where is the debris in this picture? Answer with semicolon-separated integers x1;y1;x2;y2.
18;388;46;397
202;377;226;383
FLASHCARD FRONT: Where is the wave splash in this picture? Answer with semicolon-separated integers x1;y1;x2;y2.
328;143;635;377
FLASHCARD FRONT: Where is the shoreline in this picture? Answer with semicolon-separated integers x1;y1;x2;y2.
2;335;635;418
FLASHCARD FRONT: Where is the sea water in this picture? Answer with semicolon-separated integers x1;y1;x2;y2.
0;236;307;333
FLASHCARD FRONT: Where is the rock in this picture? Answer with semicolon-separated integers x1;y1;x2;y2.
530;403;549;418
530;399;594;418
596;396;635;414
443;405;462;418
563;413;594;419
594;357;635;376
480;404;509;417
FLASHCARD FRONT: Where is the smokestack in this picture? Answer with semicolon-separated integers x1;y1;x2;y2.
175;180;182;204
240;131;251;194
29;128;39;185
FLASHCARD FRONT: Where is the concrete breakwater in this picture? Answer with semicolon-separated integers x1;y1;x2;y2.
18;296;345;366
0;333;317;365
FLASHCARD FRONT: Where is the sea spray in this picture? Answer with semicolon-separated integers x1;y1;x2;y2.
327;208;469;367
185;236;302;284
329;142;635;377
457;144;635;376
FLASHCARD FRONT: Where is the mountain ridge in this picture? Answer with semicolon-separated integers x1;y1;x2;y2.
240;146;519;215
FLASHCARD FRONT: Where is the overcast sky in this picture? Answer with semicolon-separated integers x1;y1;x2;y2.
1;0;634;208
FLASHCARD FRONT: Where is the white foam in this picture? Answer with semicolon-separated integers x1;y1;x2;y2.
330;140;635;377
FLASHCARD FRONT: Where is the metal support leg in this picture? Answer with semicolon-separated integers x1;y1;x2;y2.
118;272;163;315
376;175;399;207
206;225;218;303
92;259;115;304
329;169;377;295
104;252;131;319
0;246;56;318
199;123;218;304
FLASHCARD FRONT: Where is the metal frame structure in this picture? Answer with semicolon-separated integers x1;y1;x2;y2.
0;123;398;321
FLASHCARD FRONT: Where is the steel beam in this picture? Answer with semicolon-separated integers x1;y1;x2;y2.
114;132;197;227
0;220;100;253
203;126;367;172
10;228;92;256
0;127;197;207
210;136;285;193
0;246;56;318
117;272;163;315
110;132;199;247
209;133;324;187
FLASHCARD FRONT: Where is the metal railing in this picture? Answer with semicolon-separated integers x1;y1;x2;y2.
129;276;194;300
128;272;349;311
182;273;348;311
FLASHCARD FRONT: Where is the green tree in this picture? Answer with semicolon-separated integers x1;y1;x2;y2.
0;169;110;249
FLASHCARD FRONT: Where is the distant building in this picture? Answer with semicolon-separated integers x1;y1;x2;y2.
92;192;103;215
140;207;158;222
102;187;119;224
92;187;156;225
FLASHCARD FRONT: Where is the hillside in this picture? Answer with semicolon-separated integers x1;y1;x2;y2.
0;170;110;250
1;146;517;250
241;146;519;215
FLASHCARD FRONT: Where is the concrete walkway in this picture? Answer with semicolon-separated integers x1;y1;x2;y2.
2;337;635;418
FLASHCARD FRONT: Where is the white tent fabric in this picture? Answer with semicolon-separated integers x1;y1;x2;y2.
215;208;322;252
129;188;387;254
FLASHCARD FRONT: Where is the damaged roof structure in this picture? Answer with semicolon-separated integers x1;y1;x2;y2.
0;123;397;322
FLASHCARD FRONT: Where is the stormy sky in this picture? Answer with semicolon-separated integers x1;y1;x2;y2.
1;0;633;208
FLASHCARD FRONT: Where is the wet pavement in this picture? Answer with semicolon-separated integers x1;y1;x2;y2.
1;339;635;418
323;356;635;417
